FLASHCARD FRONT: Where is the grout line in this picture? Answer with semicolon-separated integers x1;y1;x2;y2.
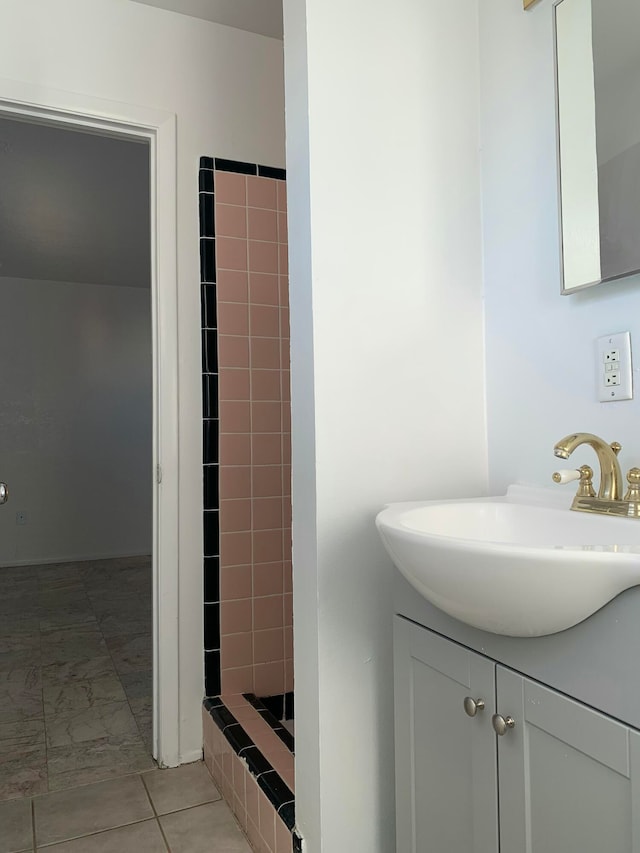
139;773;172;853
36;816;153;850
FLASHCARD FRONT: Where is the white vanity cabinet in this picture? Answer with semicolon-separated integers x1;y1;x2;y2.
394;616;640;853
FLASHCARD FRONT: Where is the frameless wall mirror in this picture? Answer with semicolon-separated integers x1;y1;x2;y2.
555;0;640;293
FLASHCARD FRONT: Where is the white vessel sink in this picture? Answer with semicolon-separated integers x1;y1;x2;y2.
376;486;640;637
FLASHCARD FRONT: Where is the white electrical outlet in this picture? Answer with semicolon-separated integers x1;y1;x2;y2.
596;331;633;402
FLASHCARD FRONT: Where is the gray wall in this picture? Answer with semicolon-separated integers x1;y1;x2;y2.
0;277;152;565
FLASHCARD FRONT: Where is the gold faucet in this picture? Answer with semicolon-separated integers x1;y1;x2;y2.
553;432;640;518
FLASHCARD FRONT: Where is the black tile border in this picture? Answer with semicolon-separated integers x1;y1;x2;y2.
198;155;287;699
203;697;297;835
243;693;295;753
213;156;287;181
257;691;294;722
199;158;220;698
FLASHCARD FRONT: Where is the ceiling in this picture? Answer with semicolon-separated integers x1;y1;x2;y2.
131;0;283;40
0;117;150;289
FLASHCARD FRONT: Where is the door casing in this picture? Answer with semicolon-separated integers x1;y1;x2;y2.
0;77;181;768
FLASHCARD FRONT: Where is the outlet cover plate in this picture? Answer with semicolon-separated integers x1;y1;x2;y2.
596;331;633;402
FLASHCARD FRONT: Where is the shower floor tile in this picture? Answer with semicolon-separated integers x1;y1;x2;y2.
0;556;154;802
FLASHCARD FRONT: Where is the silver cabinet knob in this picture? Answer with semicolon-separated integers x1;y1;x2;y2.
463;696;485;717
0;483;7;505
492;713;516;736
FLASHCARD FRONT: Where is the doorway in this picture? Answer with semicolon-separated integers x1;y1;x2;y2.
0;116;154;797
0;83;181;788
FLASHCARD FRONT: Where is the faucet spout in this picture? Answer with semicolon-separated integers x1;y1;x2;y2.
553;433;623;500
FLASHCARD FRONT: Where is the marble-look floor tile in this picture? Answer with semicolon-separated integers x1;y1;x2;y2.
0;615;39;638
134;712;153;752
160;801;251;853
85;567;150;593
0;667;43;724
38;588;97;631
43;674;126;717
42;656;116;687
0;595;38;620
40;626;108;667
97;616;151;639
46;737;154;792
0;627;39;658
45;701;140;749
128;696;152;718
0;718;45;756
0;565;38;581
0;747;47;801
142;761;220;815
40;819;167;853
89;598;150;620
120;670;152;700
34;774;153;846
0;556;155;802
37;587;87;608
39;605;95;633
105;635;152;675
36;561;84;586
0;571;38;593
0;794;33;852
0;647;40;675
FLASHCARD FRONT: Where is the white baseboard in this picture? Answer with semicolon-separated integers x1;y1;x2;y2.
0;550;151;569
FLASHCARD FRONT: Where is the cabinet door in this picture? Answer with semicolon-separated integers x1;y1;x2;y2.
496;666;640;853
394;616;498;853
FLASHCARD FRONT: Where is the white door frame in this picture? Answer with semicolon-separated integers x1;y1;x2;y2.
0;78;181;767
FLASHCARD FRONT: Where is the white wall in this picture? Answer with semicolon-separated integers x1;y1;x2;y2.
480;0;640;493
0;0;285;762
283;1;488;850
0;277;151;565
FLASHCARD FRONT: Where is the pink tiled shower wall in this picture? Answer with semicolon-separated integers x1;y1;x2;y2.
215;170;293;697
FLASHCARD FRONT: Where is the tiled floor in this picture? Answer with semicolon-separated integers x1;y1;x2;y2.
0;557;154;801
0;761;252;853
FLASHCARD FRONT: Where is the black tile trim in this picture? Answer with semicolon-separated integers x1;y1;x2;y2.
247;691;294;721
199;157;220;699
284;691;294;720
204;697;296;834
199;169;214;193
214;157;257;175
243;693;294;753
258;164;287;181
200;238;216;283
211;156;286;180
204;602;220;651
204;557;220;604
204;651;221;697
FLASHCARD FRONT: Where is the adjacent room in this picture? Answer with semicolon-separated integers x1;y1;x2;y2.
0;116;154;797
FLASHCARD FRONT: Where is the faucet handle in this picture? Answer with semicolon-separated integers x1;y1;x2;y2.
552;469;581;485
624;468;640;501
553;466;595;497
